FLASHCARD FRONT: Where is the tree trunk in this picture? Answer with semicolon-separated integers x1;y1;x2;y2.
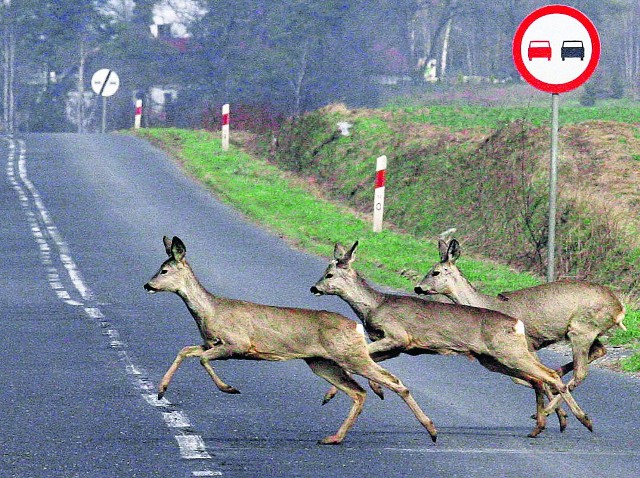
440;17;452;81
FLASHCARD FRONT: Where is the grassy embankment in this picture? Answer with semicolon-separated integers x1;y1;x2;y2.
134;115;639;371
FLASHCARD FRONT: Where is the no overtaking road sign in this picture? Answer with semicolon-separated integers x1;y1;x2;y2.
512;4;600;94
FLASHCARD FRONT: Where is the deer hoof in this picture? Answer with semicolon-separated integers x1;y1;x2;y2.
581;415;594;433
370;382;385;400
318;435;343;445
558;412;568;432
322;387;339;405
221;385;241;394
527;425;545;438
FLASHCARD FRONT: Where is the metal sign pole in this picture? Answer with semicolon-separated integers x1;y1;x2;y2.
102;96;107;133
547;93;559;282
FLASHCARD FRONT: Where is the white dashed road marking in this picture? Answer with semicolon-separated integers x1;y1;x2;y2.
5;137;220;475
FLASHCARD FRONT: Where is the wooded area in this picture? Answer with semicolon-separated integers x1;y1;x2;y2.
2;0;639;132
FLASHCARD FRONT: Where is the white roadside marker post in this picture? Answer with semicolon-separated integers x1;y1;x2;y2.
373;155;387;233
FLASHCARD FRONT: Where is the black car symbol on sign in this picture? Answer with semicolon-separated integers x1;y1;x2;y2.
561;40;584;61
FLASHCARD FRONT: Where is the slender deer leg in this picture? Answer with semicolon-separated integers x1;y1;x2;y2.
544;338;607;416
159;345;205;399
306;358;366;445
355;361;438;442
542;384;568;432
322;340;404;405
557;338;607;377
323;379;384;405
512;357;594;433
159;345;239;399
199;346;241;395
528;380;548;438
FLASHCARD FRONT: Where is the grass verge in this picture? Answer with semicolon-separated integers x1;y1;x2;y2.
131;127;640;372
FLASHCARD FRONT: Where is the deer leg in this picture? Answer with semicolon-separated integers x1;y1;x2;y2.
527;380;548;438
511;357;594;433
159;345;240;399
159;345;205;399
354;361;438;443
305;358;366;445
543;338;606;417
556;338;606;380
322;340;404;405
323;379;384;405
199;345;241;395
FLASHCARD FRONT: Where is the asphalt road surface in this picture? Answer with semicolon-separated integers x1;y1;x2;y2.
1;133;639;478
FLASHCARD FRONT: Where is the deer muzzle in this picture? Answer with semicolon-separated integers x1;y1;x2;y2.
414;285;431;295
310;286;324;296
144;283;159;294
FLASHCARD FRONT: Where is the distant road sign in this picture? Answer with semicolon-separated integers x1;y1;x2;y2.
91;69;120;97
513;5;600;94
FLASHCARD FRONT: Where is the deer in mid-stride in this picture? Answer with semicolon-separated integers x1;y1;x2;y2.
143;236;438;445
414;238;626;418
310;241;595;438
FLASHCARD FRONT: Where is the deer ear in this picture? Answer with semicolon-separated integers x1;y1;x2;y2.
171;236;186;261
446;239;461;263
163;236;173;256
438;239;449;262
342;240;359;265
333;242;347;261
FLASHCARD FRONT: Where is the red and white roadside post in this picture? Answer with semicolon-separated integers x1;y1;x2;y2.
373;155;387;233
222;104;230;151
134;99;143;129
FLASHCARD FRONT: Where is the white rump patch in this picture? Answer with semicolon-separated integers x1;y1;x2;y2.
356;323;365;336
514;320;526;336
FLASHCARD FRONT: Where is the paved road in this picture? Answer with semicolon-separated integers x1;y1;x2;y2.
1;133;639;477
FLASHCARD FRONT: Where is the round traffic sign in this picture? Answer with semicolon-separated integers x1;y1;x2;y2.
91;69;120;97
513;5;600;94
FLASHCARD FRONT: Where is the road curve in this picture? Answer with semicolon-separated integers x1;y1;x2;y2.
1;133;639;477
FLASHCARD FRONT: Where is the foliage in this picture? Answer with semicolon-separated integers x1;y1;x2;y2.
132;126;639;370
271;104;640;297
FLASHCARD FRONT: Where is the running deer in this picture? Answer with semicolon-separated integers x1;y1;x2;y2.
310;241;595;438
143;236;438;445
414;238;626;416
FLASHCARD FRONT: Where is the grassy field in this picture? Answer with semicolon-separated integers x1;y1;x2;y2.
132;127;639;372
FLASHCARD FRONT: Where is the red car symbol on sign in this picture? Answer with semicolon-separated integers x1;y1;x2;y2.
528;40;552;60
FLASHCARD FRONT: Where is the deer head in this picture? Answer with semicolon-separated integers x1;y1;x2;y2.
310;241;359;297
414;239;462;296
144;236;189;294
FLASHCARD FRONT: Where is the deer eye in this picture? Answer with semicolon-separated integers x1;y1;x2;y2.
325;273;334;279
161;269;169;275
431;270;440;277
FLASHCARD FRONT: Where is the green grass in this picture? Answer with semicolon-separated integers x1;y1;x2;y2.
132;127;640;371
384;104;640;132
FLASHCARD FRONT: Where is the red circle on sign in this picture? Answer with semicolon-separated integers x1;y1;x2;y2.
513;4;600;94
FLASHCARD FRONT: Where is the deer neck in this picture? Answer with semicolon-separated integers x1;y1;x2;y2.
339;272;385;322
175;270;216;327
446;274;493;309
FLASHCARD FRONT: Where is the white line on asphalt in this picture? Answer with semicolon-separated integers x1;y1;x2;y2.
5;137;220;474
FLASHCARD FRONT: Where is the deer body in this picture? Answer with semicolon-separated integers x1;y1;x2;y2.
414;239;626;389
144;236;438;445
311;241;595;438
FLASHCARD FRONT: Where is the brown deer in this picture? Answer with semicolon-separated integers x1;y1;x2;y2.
310;241;595;438
143;236;438;445
414;239;626;416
